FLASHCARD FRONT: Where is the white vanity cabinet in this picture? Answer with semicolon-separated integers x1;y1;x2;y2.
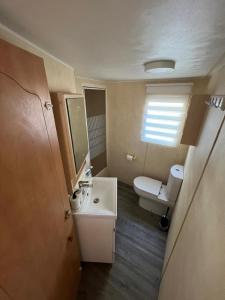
72;177;117;264
74;215;116;263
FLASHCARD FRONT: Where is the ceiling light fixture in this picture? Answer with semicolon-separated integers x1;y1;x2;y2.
144;60;175;74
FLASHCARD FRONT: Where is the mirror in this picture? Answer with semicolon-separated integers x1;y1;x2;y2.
66;97;89;173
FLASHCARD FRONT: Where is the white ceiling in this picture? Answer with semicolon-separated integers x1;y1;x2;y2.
1;0;225;80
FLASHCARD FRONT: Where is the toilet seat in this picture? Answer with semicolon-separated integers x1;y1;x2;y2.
133;176;162;199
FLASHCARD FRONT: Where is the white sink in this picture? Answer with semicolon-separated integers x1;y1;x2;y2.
77;177;117;217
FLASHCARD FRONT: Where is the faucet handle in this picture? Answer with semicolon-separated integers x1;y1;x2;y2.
85;166;93;176
78;180;88;188
78;180;93;188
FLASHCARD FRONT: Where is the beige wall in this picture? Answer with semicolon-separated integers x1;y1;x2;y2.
159;61;225;299
106;78;208;185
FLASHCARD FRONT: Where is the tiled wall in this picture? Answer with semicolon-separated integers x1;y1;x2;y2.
87;114;106;160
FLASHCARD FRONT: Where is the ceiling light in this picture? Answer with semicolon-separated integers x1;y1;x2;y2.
144;60;175;73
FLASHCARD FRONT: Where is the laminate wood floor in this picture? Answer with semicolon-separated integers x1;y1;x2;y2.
77;182;167;300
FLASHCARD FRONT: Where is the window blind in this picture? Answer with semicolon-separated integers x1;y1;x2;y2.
141;94;189;147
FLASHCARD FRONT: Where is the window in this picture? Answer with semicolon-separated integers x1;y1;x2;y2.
141;84;191;147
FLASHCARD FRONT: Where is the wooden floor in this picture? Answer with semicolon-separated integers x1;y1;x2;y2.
77;182;167;300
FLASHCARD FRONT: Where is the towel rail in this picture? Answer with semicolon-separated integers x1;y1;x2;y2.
205;95;225;111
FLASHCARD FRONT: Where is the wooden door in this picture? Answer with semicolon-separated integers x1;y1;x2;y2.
0;39;80;299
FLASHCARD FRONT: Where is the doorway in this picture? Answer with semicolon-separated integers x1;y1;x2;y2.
84;88;107;176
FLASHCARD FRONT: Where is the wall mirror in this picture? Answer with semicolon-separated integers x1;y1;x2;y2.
66;97;89;172
51;93;89;194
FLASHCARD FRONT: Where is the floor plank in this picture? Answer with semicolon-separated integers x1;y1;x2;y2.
77;182;167;300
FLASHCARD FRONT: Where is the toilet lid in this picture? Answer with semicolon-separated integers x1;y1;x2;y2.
134;176;162;196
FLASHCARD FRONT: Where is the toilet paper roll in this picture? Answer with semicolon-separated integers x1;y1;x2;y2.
126;153;136;161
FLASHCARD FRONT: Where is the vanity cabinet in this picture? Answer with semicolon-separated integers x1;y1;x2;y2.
74;215;116;263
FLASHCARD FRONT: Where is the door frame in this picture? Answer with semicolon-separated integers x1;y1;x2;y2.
82;84;108;176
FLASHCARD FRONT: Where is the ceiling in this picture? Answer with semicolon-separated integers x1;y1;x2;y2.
1;0;225;80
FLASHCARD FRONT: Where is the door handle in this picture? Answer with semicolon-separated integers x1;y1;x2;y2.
44;101;53;110
68;236;73;242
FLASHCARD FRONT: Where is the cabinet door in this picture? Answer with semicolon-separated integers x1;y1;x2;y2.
0;39;80;300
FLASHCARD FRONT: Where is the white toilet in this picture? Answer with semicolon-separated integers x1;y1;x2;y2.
133;164;184;216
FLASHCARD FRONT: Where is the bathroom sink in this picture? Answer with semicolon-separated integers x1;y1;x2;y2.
77;177;117;217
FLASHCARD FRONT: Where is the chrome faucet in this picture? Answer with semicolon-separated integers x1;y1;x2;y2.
85;166;93;176
78;180;93;189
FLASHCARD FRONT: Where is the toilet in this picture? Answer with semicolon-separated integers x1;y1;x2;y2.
133;164;184;216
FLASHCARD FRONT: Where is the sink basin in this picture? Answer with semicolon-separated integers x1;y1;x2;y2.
77;177;117;217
